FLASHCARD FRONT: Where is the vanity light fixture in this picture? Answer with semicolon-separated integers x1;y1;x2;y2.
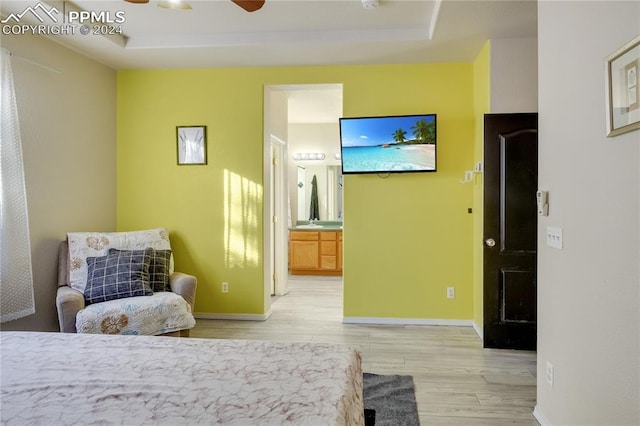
293;153;326;161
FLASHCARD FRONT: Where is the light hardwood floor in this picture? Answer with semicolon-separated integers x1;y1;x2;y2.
192;276;539;425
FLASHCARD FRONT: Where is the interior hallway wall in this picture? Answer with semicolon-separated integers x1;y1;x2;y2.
536;1;640;423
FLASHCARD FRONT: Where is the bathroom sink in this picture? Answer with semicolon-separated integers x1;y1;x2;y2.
296;224;324;229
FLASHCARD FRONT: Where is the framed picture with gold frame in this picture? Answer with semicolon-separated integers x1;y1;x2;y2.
605;35;640;137
176;125;207;165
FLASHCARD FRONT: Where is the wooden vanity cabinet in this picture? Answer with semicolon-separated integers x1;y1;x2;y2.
289;230;342;276
289;231;319;270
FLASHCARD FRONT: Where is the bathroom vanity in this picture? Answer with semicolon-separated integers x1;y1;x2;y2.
289;227;342;276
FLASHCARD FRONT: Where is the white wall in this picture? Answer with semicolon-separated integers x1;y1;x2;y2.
490;37;538;113
536;2;640;424
288;123;341;166
268;90;289;143
1;34;116;331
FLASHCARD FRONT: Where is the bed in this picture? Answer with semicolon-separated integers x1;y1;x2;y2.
0;332;364;425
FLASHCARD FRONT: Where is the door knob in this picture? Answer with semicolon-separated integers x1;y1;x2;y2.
485;238;496;247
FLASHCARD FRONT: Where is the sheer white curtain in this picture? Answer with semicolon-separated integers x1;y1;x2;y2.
0;48;35;322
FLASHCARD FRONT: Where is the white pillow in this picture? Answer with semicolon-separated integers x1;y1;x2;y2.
66;228;173;294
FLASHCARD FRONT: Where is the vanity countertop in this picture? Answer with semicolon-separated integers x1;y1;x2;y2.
289;222;342;231
289;226;342;231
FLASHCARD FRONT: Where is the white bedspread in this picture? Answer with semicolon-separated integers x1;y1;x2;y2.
0;332;363;426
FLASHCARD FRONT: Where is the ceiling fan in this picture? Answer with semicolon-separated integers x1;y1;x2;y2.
124;0;265;13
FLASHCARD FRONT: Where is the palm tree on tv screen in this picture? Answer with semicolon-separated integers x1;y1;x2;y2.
392;128;407;144
411;119;436;144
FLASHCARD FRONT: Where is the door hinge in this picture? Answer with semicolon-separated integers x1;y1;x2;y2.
273;215;278;223
273;272;278;281
272;157;279;166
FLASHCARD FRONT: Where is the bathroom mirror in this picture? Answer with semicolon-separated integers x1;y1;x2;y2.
295;165;342;222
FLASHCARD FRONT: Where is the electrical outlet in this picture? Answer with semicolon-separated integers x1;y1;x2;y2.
545;361;554;387
447;287;455;299
221;282;229;293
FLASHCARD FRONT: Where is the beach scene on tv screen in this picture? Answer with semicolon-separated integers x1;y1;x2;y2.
340;114;436;173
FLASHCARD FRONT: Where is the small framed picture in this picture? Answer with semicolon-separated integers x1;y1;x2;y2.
176;125;207;165
605;35;640;137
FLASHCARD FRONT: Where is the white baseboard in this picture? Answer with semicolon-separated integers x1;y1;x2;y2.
533;406;550;426
472;321;483;340
195;310;272;321
342;317;473;327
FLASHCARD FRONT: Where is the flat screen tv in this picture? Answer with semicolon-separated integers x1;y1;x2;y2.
339;113;437;174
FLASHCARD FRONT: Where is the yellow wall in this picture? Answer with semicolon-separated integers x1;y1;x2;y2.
472;41;491;330
117;68;267;315
341;65;475;320
117;64;476;319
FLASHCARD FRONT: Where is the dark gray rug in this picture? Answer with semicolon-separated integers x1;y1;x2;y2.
363;373;420;426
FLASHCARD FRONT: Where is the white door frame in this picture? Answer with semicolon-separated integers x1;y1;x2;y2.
270;136;289;296
263;83;344;310
263;87;289;313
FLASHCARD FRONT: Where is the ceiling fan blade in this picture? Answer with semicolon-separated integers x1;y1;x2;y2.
231;0;265;12
124;0;150;3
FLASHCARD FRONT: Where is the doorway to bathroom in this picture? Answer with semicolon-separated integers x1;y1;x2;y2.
263;83;344;317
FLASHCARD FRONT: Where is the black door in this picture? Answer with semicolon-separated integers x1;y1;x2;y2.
483;113;538;350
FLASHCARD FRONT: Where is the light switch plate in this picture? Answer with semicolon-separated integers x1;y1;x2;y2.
546;226;563;249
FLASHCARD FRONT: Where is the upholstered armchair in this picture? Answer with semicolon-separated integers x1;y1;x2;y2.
56;228;196;337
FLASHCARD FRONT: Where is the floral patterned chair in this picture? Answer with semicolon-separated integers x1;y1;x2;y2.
56;228;196;336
